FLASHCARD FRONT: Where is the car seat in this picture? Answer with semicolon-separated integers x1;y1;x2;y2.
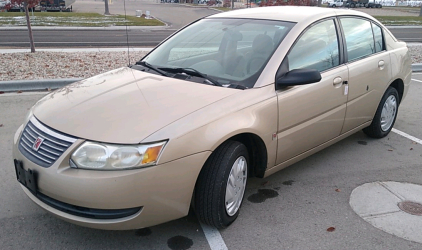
246;34;273;74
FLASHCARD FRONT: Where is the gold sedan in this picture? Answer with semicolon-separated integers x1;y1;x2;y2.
12;6;411;230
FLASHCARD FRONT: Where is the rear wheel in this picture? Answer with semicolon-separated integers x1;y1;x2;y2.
194;141;249;229
363;87;399;138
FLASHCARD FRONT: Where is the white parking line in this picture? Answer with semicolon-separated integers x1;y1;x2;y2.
198;128;422;250
392;128;422;145
200;223;228;250
412;78;422;83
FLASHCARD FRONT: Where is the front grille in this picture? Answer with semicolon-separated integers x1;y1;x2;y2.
18;116;77;168
37;192;142;219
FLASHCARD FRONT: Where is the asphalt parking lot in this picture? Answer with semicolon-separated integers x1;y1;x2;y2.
1;74;422;250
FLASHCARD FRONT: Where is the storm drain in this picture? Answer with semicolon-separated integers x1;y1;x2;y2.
398;201;422;216
350;181;422;244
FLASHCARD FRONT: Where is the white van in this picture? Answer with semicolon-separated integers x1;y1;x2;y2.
327;0;345;7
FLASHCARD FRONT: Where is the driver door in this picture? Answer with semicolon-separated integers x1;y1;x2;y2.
275;18;349;165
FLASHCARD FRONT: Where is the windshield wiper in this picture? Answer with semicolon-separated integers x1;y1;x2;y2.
159;67;223;87
135;61;169;76
225;83;247;90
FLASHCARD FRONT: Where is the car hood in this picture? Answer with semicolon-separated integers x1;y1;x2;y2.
33;67;240;144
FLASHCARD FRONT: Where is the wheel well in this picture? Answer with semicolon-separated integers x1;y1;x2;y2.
229;133;268;178
389;79;404;104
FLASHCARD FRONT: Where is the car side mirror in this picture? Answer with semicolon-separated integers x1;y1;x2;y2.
276;69;322;88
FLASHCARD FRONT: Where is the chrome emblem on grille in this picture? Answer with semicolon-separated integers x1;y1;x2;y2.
32;137;44;151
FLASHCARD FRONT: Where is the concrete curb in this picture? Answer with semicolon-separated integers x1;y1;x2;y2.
1;64;421;93
0;25;419;31
386;26;422;29
0;24;172;31
0;47;154;54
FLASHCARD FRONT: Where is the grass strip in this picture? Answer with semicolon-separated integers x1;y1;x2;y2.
373;16;422;26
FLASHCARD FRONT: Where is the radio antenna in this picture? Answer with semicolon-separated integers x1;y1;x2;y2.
123;0;131;66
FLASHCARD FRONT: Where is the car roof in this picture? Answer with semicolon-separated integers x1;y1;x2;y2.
208;6;374;23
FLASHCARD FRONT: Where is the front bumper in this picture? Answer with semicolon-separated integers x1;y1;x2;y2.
13;124;211;230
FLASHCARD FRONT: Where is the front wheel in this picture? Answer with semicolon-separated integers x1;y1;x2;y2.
194;141;249;229
363;87;399;138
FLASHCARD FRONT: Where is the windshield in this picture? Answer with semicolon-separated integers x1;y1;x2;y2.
141;18;294;88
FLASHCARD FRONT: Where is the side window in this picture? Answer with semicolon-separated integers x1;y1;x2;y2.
340;18;374;61
372;23;384;53
287;19;340;72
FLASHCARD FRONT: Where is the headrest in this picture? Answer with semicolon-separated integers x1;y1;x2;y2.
252;34;273;53
273;29;285;45
224;29;243;41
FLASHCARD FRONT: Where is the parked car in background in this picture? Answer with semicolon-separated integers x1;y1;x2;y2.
367;0;382;8
13;6;411;230
327;0;345;7
345;0;368;7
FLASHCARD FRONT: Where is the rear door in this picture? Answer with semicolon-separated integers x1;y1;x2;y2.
339;17;391;133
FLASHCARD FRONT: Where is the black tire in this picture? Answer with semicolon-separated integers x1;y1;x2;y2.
332;4;336;7
363;87;399;138
351;3;355;8
194;140;249;229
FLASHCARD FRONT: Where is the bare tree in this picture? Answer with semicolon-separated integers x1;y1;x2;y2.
6;0;41;53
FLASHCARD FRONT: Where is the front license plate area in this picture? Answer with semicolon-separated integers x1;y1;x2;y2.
14;159;38;194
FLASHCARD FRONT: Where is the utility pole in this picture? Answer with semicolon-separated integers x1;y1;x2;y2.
104;0;110;15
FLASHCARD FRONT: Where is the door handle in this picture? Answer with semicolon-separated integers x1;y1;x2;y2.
378;60;385;70
333;77;342;88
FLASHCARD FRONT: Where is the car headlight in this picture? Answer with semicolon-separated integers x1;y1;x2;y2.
70;141;167;170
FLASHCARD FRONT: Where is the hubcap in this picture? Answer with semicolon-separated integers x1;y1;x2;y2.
380;95;397;132
225;156;247;217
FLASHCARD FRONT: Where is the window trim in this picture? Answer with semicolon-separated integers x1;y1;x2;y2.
334;17;348;64
276;17;342;82
338;16;387;64
371;22;386;53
